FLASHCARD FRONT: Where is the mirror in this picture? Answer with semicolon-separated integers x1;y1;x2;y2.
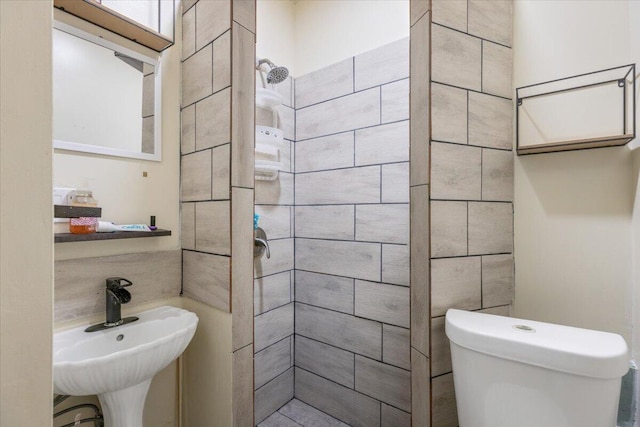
53;21;162;161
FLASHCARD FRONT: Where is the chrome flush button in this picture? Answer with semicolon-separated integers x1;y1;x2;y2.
513;324;536;333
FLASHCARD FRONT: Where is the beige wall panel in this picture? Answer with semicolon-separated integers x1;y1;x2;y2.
0;1;53;424
182;298;233;427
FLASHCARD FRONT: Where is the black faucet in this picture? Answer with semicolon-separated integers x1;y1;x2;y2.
105;277;133;325
85;277;139;332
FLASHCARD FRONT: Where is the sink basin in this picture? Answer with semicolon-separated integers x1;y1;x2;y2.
53;306;198;427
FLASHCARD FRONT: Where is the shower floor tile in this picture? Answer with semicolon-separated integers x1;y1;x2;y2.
258;398;350;427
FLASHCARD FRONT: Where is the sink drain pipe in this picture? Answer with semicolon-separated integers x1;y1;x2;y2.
53;395;104;427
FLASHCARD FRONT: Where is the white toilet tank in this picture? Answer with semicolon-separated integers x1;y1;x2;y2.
445;309;629;427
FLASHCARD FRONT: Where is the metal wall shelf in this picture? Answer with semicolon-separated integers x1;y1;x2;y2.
516;64;636;155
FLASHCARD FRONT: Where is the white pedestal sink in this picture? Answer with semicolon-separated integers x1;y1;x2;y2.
53;306;198;427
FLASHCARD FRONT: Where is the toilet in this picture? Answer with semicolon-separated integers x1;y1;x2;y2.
445;309;629;427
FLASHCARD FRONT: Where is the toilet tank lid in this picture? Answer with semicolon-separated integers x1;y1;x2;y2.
445;309;629;379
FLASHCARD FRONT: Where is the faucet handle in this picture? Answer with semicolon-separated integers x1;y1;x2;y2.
106;277;133;290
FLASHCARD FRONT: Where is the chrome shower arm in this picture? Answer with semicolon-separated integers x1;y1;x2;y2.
257;58;276;69
257;68;268;88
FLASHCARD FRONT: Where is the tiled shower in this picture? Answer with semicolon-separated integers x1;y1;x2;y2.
179;0;514;425
254;39;411;426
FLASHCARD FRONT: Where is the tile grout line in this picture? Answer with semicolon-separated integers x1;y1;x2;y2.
296;160;410;176
292;74;298;397
480;255;484;309
432;79;513;101
481;148;484;200
296;78;408;112
296;118;409;144
433;21;512;49
295;267;409;288
480;39;484;94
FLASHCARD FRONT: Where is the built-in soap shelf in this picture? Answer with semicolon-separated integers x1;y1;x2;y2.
255;125;284;181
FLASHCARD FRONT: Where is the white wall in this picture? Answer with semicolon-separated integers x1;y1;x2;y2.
101;0;174;37
0;1;53;425
257;0;409;78
513;1;636;350
53;10;181;261
180;298;233;427
294;0;409;76
256;0;296;76
630;0;640;367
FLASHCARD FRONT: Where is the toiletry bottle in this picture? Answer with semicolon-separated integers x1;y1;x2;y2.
69;190;98;234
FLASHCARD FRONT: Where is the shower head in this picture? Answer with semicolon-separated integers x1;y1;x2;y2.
256;58;289;85
267;66;289;84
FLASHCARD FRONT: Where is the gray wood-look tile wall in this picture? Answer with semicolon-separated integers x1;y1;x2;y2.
54;251;181;323
253;72;295;424
409;1;431;425
181;1;256;425
430;0;514;425
292;38;412;427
